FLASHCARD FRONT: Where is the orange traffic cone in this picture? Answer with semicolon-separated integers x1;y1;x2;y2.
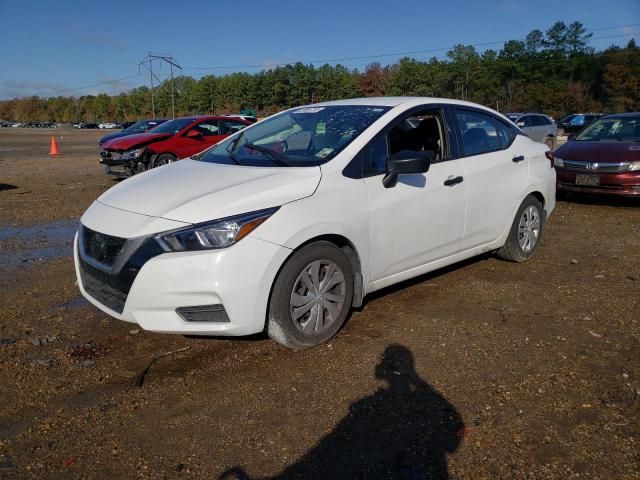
49;136;60;156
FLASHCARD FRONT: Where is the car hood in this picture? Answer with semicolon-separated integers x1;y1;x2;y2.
556;141;640;162
96;159;322;224
102;132;172;151
99;131;134;145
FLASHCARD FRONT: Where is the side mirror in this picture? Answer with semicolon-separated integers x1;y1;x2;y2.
382;150;432;189
186;129;203;138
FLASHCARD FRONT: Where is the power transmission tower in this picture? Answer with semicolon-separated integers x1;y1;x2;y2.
139;53;182;119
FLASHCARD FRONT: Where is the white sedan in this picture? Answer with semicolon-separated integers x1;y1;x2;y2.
98;123;117;129
74;97;556;348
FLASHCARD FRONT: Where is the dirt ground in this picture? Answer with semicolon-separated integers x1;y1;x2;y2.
0;128;638;479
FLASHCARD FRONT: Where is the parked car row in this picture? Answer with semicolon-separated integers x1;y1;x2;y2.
1;121;59;128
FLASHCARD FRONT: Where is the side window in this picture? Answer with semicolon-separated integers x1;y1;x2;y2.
192;121;220;136
540;116;552;126
363;108;447;176
455;109;516;157
530;116;543;127
520;116;533;128
221;120;247;135
365;135;389;175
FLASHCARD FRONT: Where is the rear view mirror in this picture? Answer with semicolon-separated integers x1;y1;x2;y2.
383;150;433;188
517;121;525;127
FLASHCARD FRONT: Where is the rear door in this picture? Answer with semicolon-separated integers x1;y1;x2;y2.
454;107;528;250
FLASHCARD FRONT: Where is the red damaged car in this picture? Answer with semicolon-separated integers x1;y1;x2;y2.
554;113;640;196
100;115;251;178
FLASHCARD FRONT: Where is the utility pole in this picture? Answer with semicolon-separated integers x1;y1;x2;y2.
139;53;181;119
149;53;182;119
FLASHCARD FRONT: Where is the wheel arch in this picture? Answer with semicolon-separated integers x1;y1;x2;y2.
265;233;365;336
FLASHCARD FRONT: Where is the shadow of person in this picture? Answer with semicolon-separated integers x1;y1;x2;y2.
220;344;464;480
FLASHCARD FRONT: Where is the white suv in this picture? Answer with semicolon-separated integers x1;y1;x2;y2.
75;97;556;349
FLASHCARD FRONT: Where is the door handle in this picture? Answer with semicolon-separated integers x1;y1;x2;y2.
512;155;525;163
444;175;464;186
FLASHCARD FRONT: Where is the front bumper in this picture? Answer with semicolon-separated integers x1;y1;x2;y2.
99;151;141;178
74;229;292;336
556;169;640;196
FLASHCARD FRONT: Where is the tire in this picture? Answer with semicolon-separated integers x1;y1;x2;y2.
544;137;555;150
267;241;354;349
497;195;544;263
153;153;176;168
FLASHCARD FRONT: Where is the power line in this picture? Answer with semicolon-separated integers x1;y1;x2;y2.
54;74;142;94
183;26;640;72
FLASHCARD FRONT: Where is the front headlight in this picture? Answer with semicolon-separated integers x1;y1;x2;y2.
629;161;640;171
156;207;279;251
120;147;145;160
554;157;564;167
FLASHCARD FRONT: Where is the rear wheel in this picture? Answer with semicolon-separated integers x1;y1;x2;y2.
497;195;544;263
268;241;354;349
153;153;176;168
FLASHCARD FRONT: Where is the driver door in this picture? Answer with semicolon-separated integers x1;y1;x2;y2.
363;107;467;284
174;120;225;158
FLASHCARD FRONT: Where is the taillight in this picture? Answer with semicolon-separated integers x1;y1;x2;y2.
545;150;554;168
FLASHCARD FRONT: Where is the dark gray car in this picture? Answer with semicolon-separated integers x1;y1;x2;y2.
506;113;557;149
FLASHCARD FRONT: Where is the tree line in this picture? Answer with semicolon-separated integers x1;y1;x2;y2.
1;21;638;123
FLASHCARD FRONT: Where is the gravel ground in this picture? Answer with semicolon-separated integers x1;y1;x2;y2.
0;128;638;479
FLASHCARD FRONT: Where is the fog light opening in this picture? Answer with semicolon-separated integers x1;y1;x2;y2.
176;305;230;323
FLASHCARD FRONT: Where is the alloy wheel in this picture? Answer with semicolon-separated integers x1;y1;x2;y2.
518;205;541;252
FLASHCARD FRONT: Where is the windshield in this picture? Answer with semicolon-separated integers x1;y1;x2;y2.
569;115;586;125
199;105;390;167
125;120;155;133
575;116;640;142
148;118;194;135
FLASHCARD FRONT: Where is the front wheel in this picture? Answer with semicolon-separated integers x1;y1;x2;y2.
268;241;354;349
497;195;544;263
153;153;176;168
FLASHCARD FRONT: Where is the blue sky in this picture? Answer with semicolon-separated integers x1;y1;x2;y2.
0;0;638;99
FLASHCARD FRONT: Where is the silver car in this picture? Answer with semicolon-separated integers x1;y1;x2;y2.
506;113;557;150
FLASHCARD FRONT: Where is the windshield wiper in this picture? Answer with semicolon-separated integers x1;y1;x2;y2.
228;131;244;152
243;143;292;166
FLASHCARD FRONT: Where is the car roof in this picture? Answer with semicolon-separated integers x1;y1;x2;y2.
506;112;549;117
313;96;499;109
171;115;249;122
603;112;640;118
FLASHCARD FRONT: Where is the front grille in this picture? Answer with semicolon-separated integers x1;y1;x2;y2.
82;226;126;266
78;226;165;315
79;257;128;313
563;160;629;172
